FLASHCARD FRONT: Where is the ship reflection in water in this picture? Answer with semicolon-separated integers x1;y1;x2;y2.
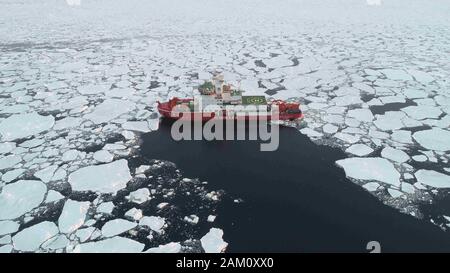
141;119;450;252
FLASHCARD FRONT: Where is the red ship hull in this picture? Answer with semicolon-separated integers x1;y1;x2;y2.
157;99;304;121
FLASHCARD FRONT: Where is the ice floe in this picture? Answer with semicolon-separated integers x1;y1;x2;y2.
374;112;406;131
415;170;450;188
336;157;400;187
45;190;64;203
1;168;25;183
139;216;165;233
407;69;434;84
73;236;144;253
122;121;150;133
0;245;12;253
388;188;404;198
0;220;20;236
0;235;11;244
96;202;115;215
363;182;380;192
125;208;143;221
93;150;114;163
85;99;135;124
12;221;58;251
41;234;69;251
101;219;137;237
413;128;450;152
401;183;415;194
322;124;338;134
0;155;21;171
0;142;16;154
0;180;47;220
145;242;181;253
200;228;228;253
0;112;54;141
381;69;412;81
347;109;374;122
75;227;96;243
68;159;131;194
184;214;199;225
402;106;442;120
126;188;151;204
346;144;374;157
34;165;58;183
381;147;410;163
58;199;90;234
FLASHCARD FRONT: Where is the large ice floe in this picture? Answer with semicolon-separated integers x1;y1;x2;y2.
200;228;228;253
68;159;132;194
1;0;450;252
336;158;400;187
0;112;54;141
0;180;47;220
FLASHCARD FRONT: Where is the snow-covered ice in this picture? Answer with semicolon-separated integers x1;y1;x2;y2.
346;144;374;157
12;221;58;252
336;158;400;187
139;216;165;233
73;236;144;253
101;219;137;237
0;220;20;236
85;99;136;124
34;165;58;183
415;170;450;188
363;182;380;192
0;180;47;220
93;150;114;163
68;159;131;194
413;128;450;152
381;147;410;163
125;208;143;221
96;202;115;215
0;112;54;141
347;109;374;122
45;190;64;203
58;200;90;234
126;188;151;204
200;228;228;253
145;242;181;253
0;155;21;170
122;121;150;133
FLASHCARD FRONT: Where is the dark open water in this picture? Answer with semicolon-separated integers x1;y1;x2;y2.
141;119;450;252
